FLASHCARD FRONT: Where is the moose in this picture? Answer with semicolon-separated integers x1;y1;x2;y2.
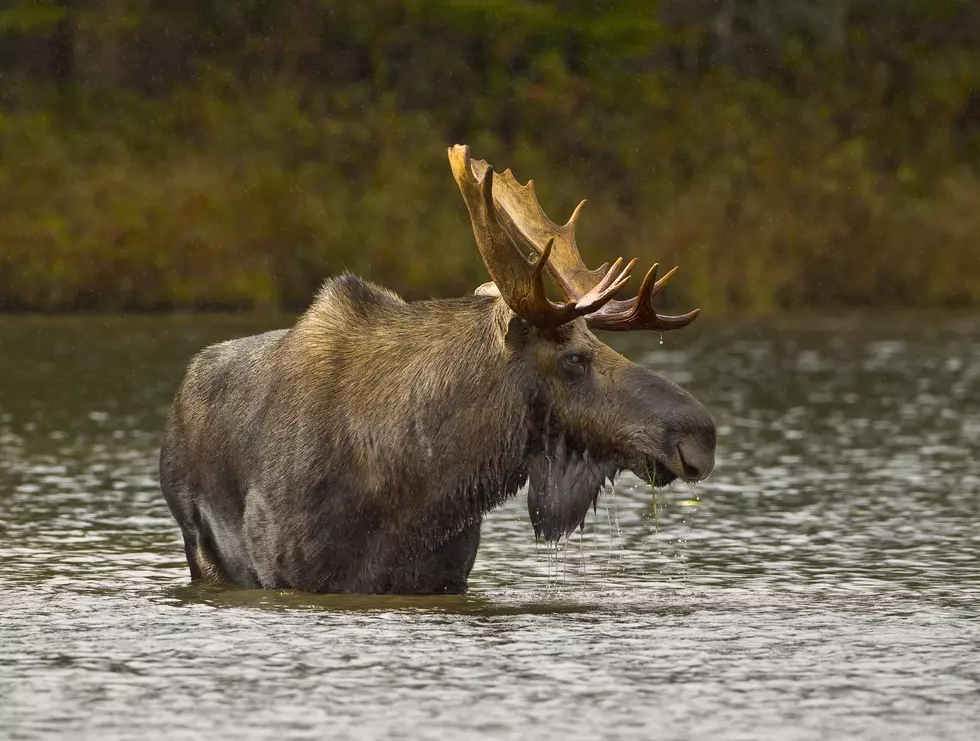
160;145;716;594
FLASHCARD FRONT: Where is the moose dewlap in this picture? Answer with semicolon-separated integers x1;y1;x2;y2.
159;144;716;594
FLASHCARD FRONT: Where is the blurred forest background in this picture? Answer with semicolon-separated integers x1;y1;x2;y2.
1;0;978;312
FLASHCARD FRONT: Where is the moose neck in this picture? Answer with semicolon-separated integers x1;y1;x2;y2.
288;280;538;554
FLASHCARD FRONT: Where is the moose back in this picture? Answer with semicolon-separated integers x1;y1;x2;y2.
160;145;716;594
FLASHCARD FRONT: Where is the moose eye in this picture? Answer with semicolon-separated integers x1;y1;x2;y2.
560;352;590;377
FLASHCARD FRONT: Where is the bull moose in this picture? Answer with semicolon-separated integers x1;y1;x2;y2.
160;145;716;594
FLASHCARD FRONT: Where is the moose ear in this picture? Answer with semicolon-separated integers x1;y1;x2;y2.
504;315;530;351
474;282;501;297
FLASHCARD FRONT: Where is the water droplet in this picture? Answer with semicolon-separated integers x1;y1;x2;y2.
659;332;664;345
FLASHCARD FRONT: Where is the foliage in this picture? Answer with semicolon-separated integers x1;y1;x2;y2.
0;0;978;311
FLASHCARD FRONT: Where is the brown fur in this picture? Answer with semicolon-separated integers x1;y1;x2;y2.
160;273;715;593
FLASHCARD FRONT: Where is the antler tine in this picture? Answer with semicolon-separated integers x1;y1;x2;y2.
448;145;630;329
586;262;700;332
576;257;636;312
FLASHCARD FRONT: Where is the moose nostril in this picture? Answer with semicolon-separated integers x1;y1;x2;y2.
677;440;714;481
678;445;700;479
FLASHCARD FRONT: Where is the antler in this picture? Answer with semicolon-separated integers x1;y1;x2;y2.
585;263;700;332
448;145;632;328
459;156;613;301
449;146;700;334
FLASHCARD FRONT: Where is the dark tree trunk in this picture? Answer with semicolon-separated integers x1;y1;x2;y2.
50;0;74;95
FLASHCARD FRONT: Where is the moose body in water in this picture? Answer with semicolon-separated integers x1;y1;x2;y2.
160;145;716;594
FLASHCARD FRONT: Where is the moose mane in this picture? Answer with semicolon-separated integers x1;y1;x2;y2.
296;274;622;548
262;274;547;574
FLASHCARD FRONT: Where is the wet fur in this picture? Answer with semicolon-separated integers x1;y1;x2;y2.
161;273;714;593
161;274;544;593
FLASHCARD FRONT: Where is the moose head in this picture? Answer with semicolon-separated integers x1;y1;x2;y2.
448;145;715;542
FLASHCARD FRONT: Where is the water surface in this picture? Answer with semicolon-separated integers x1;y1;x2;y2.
1;314;978;740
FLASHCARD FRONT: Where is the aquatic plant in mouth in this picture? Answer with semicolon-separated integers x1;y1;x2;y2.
644;459;662;538
644;459;702;541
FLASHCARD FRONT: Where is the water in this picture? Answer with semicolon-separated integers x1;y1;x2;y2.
1;314;979;740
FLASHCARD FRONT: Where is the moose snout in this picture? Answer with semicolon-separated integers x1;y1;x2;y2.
624;365;717;484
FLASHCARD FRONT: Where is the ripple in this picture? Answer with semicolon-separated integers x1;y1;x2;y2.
1;314;979;740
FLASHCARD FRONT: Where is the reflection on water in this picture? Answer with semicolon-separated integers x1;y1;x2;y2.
1;314;979;739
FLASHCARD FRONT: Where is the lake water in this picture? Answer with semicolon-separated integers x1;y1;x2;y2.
1;314;978;740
